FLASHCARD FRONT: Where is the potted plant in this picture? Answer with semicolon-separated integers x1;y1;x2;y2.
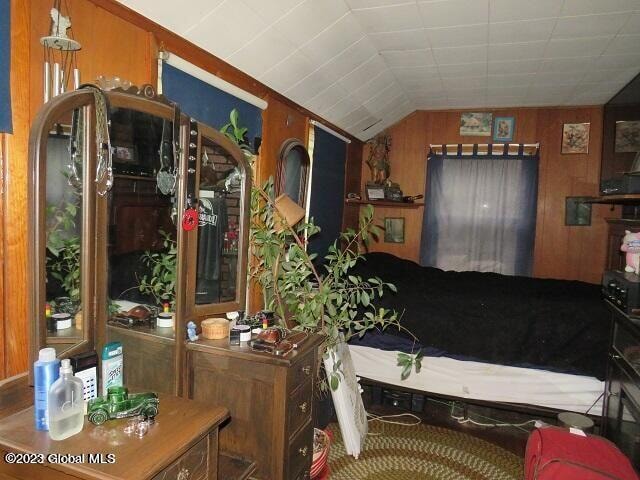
137;230;177;309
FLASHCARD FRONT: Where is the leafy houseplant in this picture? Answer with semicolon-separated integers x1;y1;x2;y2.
46;188;81;308
220;109;252;153
137;230;177;308
250;179;422;388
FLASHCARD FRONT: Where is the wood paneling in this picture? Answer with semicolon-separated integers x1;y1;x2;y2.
4;0;31;377
356;107;615;284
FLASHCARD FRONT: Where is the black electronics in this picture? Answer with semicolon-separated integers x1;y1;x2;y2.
601;175;640;196
69;350;98;401
603;270;640;316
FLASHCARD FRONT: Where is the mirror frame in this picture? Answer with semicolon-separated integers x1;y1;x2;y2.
275;138;310;209
28;90;97;381
28;88;253;393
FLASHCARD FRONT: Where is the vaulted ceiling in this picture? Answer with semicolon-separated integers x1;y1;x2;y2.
118;0;640;140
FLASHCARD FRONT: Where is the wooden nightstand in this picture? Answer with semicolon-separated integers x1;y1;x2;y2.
0;395;228;480
186;333;324;480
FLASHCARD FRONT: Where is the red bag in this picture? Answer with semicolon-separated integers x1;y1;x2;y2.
525;426;638;480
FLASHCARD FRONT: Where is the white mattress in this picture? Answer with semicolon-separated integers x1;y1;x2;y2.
350;345;605;414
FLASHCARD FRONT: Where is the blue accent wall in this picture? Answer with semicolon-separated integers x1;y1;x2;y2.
308;128;347;259
161;62;262;148
0;0;12;133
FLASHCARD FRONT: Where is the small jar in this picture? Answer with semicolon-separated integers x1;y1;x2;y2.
156;312;174;329
53;312;72;330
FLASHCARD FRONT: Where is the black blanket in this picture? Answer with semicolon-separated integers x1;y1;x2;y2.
350;253;610;380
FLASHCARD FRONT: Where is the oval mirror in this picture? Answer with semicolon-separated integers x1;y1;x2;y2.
275;139;310;208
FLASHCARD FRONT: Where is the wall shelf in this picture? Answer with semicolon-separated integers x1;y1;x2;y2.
345;199;424;209
586;195;640;205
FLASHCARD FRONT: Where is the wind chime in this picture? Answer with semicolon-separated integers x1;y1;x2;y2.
40;0;81;102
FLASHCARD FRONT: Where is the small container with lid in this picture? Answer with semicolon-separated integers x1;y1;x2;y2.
53;312;72;330
156;312;174;329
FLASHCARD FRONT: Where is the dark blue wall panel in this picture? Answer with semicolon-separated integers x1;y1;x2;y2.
0;0;12;133
162;62;261;147
308;128;347;259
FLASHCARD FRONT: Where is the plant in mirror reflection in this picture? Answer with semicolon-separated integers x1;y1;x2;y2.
45;180;81;305
137;230;177;308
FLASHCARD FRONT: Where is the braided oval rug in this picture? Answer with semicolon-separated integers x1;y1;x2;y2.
326;421;523;480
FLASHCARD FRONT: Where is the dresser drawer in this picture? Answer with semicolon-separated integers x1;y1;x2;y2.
287;421;313;480
153;435;209;480
288;351;314;394
288;379;312;437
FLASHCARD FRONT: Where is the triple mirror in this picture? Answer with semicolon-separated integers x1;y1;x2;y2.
29;86;251;394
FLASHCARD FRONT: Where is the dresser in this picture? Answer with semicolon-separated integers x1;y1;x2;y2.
0;395;227;480
186;334;323;480
602;300;640;469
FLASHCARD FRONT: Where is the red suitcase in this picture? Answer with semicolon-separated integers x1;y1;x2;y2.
525;426;638;480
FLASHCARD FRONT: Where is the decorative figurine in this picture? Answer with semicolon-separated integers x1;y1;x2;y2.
187;321;199;341
87;386;159;426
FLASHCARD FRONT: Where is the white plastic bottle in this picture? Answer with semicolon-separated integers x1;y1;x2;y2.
47;359;85;440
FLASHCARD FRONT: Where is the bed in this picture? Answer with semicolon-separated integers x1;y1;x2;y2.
348;253;610;415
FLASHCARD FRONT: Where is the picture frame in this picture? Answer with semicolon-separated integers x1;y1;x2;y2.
615;120;640;153
384;217;405;243
561;123;590;154
565;197;592;226
493;116;515;142
460;112;492;136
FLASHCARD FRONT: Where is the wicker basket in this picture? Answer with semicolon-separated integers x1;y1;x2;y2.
201;318;229;340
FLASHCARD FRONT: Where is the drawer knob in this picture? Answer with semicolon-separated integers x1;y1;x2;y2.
299;445;308;457
298;402;308;413
301;365;311;375
177;467;190;480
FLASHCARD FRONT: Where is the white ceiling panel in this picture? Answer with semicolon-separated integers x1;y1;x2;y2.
227;28;296;78
273;0;349;43
120;0;640;141
381;49;435;67
352;3;423;33
488;41;546;61
418;0;489;28
351;71;397;102
240;0;305;24
553;13;629;39
489;0;561;23
118;0;224;34
368;29;431;50
425;24;488;48
432;45;488;65
299;14;364;65
339;56;389;92
561;0;640;17
489;19;556;44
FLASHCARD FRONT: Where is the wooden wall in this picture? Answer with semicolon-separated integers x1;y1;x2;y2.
359;107;616;284
2;0;363;378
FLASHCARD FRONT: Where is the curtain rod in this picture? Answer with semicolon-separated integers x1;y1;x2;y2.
310;120;352;144
159;52;268;111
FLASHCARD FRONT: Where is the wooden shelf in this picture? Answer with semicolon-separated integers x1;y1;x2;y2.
345;199;424;208
586;194;640;205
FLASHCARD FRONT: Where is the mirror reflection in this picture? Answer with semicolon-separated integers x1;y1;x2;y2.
105;107;177;333
195;136;242;305
45;108;85;354
276;139;310;208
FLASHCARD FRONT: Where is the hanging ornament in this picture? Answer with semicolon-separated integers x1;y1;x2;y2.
40;0;81;103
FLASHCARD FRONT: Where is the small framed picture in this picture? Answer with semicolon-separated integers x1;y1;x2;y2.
561;123;590;154
460;112;492;136
565;197;592;226
384;217;404;243
493;117;515;142
615;120;640;153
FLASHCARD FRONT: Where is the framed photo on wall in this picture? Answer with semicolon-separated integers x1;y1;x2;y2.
565;197;592;226
460;112;492;136
384;217;405;243
561;123;590;154
615;120;640;153
493;117;515;142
